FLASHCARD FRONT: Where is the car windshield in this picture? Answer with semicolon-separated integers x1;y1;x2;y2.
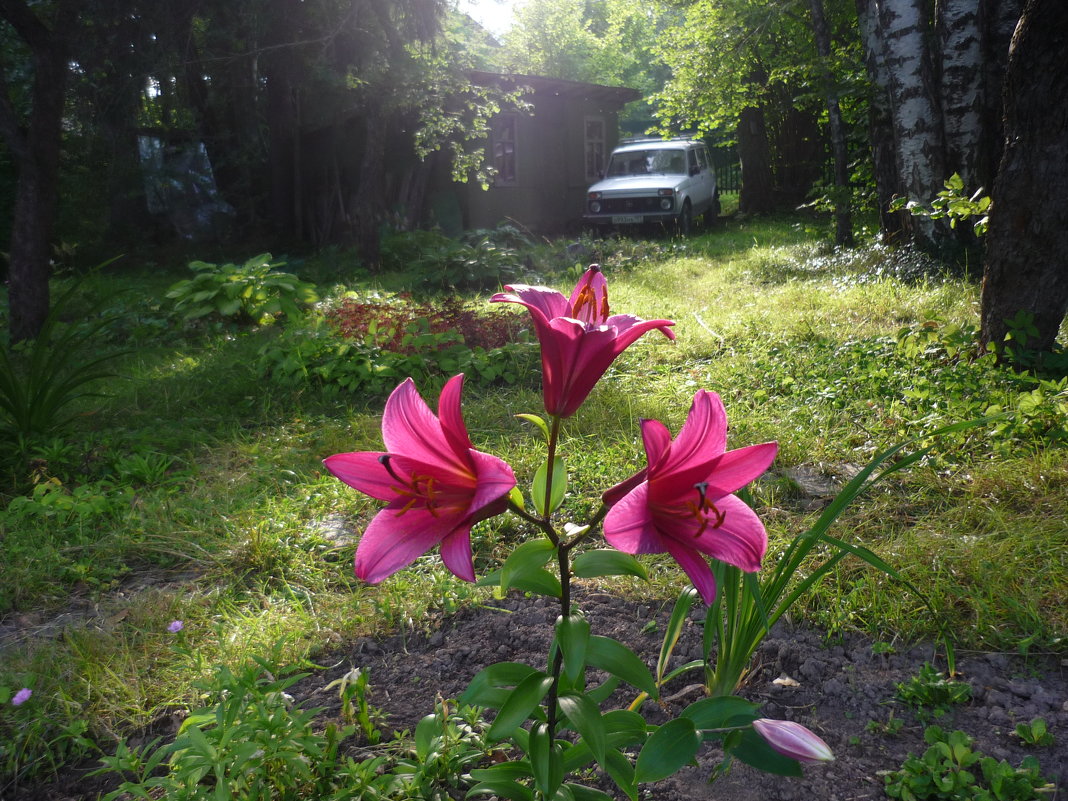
605;149;687;177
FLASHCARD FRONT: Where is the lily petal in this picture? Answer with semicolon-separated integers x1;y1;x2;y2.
491;285;570;323
467;449;519;519
640;418;673;469
688;494;767;572
704;442;779;498
663;538;719;604
437;374;474;456
355;506;461;584
603;482;666;554
440;526;476;582
323;451;395;501
568;265;609;325
381;379;459;475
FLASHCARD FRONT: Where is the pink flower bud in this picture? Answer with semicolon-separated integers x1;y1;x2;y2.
167;620;184;633
12;688;32;706
752;719;834;764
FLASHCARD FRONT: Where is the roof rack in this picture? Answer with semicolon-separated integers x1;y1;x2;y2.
617;135;695;144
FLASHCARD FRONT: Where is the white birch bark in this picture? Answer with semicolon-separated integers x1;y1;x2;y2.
856;0;903;236
877;0;946;247
937;0;984;187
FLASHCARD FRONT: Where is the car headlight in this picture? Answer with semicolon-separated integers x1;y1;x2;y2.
590;201;601;213
658;188;675;211
659;197;673;210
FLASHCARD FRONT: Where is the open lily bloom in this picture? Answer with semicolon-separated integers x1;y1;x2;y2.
324;375;516;584
491;265;675;418
602;390;777;604
752;719;834;764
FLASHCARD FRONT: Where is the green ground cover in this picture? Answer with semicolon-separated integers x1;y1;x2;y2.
1;215;1065;787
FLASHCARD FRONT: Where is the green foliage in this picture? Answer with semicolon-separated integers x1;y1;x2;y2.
258;293;537;397
1012;719;1054;748
0;280;127;460
93;643;493;801
323;668;386;744
891;174;992;236
165;254;319;325
379;225;538;292
895;663;972;714
884;726;1054;801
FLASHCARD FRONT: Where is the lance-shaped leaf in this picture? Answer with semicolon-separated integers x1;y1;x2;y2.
634;718;701;784
487;672;554;742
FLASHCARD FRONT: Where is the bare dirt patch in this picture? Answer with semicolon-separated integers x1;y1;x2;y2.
13;587;1067;800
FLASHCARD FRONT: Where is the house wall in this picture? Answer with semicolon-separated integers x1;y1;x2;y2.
446;93;625;235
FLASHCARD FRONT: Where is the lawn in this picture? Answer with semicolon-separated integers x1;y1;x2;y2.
1;215;1065;792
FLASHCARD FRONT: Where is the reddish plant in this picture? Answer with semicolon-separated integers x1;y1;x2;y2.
325;296;528;354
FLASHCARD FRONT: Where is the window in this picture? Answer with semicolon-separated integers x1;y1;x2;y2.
585;117;606;181
492;115;518;185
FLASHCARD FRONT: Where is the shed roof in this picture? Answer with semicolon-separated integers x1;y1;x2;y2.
469;70;642;107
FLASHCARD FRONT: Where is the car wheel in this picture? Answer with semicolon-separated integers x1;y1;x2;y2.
703;191;722;228
676;202;693;236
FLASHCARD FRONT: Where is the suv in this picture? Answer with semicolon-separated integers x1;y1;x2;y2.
583;138;719;234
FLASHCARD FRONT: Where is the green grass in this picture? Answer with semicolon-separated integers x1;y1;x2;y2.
1;216;1065;787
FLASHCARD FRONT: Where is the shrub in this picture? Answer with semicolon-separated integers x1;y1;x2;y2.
0;280;128;464
166;253;319;325
379;225;538;292
259;294;537;397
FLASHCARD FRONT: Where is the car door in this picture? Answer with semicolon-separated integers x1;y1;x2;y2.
690;146;716;213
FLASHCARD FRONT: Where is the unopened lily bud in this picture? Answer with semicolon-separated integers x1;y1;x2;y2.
752;719;834;764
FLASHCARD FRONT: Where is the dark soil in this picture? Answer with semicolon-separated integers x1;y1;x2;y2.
13;588;1067;800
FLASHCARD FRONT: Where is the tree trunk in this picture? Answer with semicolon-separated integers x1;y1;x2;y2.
979;0;1068;354
878;0;947;249
264;0;303;240
978;0;1021;193
937;0;984;189
856;0;904;240
808;0;854;246
354;108;387;267
737;106;775;214
0;0;73;342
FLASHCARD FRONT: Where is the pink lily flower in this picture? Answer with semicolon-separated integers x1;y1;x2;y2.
752;719;834;764
602;390;777;604
491;265;675;418
324;375;516;584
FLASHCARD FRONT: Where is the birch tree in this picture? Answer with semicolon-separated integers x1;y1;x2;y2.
877;0;946;248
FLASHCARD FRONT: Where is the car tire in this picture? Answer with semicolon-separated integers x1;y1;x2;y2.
703;191;722;228
676;201;692;237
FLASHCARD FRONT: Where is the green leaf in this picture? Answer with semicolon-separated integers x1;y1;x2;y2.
467;780;534;801
558;693;607;765
556;615;591;684
572;550;648;580
635;718;700;783
603;747;637;801
501;539;556;592
487;671;554;742
470;762;534;783
528;722;564;799
563;784;616;801
657;587;697;682
681;696;759;733
461;662;539;708
515;413;551;442
510;569;563;598
730;728;803;776
532;456;567;516
508;486;526;510
415;713;439;761
586;636;657;698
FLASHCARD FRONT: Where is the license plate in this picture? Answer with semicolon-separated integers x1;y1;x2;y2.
611;215;643;224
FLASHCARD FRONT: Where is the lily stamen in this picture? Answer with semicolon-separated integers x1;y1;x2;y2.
692;481;726;536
